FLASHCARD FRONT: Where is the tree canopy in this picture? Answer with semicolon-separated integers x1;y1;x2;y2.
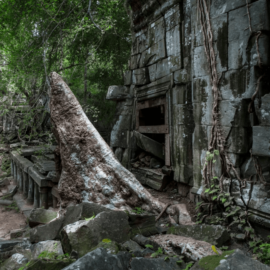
0;0;131;132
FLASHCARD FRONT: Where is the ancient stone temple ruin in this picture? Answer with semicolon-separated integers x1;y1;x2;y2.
107;0;270;228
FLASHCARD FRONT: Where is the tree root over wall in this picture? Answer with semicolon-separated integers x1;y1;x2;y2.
49;72;172;216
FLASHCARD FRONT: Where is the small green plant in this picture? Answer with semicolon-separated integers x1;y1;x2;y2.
5;201;19;212
145;244;153;249
250;236;270;265
132;207;144;214
85;214;95;221
183;262;194;270
102;239;112;243
150;247;163;258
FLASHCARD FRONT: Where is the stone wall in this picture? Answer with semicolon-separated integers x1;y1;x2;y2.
107;0;270;227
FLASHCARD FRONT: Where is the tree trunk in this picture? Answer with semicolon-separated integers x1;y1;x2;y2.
49;72;168;214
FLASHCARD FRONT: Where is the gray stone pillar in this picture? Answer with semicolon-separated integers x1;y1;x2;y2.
52;196;58;208
39;187;48;209
23;172;29;199
27;177;34;204
13;163;17;184
18;168;23;192
11;160;14;176
33;182;40;208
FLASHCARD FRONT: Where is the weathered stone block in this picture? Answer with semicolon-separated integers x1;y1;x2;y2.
173;69;191;85
164;4;181;31
106;86;131;101
114;147;123;162
61;211;130;258
29;217;64;243
210;0;251;17
132;68;150;85
136;29;149;53
192;75;211;103
227;127;252;154
110;129;128;148
228;1;270;43
155;58;171;80
168;224;230;247
215;249;270;270
62;248;132;270
255;93;270;126
252;126;270;157
194;13;227;49
173;104;194;126
130;54;141;70
249;35;270;66
166;24;181;57
147;17;165;46
148;63;156;82
134;131;164;160
139;39;166;67
28;208;58;228
219;68;249;100
124;71;132;86
172;84;192;105
32;240;64;259
193;125;209;151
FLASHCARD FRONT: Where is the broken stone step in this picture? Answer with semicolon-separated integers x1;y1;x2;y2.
0;200;13;206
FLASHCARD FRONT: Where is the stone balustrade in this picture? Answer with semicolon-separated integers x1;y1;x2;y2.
10;146;59;210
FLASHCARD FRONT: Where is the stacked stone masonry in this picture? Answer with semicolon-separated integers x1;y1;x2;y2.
107;0;270;228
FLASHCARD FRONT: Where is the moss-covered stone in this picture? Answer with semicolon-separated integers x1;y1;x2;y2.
197;250;235;270
93;240;120;255
24;258;75;270
167;224;230;247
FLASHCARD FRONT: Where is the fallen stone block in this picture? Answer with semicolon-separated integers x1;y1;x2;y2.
0;200;13;206
215;249;270;270
28;208;58;228
10;229;25;239
0;253;28;270
150;234;221;261
122;240;143;252
0;239;24;252
173;204;193;225
168;224;230;247
61;211;130;258
19;258;73;270
128;213;158;237
0;178;10;188
31;240;64;259
62;248;132;270
29;217;64;243
131;257;185;270
132;234;161;251
134;131;164;160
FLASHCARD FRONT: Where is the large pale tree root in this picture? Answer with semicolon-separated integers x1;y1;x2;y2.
49;72;169;214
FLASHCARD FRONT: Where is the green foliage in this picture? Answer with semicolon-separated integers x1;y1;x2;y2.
132;207;144;215
5;201;19;212
145;244;153;249
183;262;194;270
150;247;163;258
0;0;131;140
102;239;112;243
85;214;95;221
249;236;270;265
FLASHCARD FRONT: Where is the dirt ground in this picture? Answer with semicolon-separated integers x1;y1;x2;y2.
0;206;26;240
0;150;27;240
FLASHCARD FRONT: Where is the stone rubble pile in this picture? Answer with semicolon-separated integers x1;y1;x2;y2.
0;201;268;270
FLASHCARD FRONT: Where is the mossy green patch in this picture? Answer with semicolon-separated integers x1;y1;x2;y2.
198;250;235;270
